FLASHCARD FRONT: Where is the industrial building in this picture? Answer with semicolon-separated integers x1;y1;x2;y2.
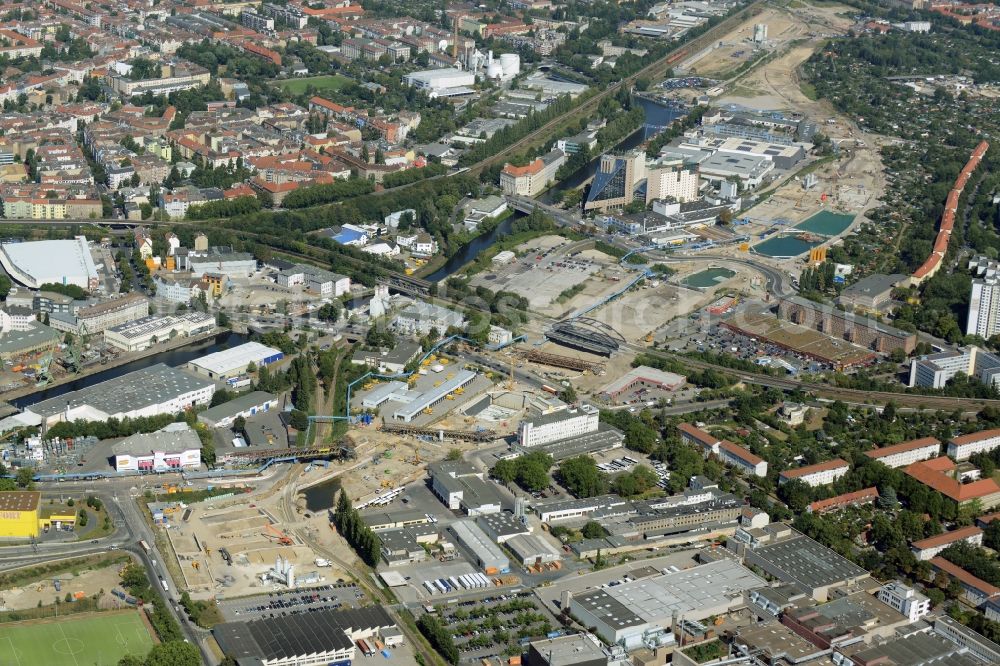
449;519;510;573
505;533;562;567
910;346;1000;389
103;312;214;352
532;494;633;523
276;264;351;297
429;461;504;516
569;559;766;646
391;369;475;422
24;363;216;427
392;301;467;336
198;391;278;429
0;321;60;360
213;606;397;666
351;340;421;374
0;490;41;538
0;237;98;290
731;524;870;601
112;429;202;472
525;633;608;666
837;273;906;313
597;366;685;403
778;458;850;487
403;68;476;92
49;292;150;336
476;511;530;543
187;342;284;380
188;248;257;279
864;437;941;468
777;296;916;354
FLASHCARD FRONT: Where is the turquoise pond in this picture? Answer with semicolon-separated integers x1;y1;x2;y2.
752;211;856;258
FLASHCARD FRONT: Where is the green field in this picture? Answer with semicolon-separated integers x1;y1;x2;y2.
278;74;352;94
0;611;155;666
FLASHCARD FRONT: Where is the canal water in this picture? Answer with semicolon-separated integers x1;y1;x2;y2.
426;97;688;284
13;331;249;408
539;96;687;205
303;476;341;512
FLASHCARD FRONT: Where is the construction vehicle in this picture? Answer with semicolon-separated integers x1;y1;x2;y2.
433;380;442;387
454;387;464;395
381;479;392;488
423;407;433;415
440;358;449;365
446;394;455;400
192;562;200;571
262;524;293;546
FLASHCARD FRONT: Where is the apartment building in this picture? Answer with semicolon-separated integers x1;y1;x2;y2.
948;429;1000;461
678;423;767;477
778;459;850;487
645;158;700;204
911;526;983;561
49;292;149;335
864;437;941;468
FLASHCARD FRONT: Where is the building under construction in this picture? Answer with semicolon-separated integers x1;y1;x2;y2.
522;350;606;374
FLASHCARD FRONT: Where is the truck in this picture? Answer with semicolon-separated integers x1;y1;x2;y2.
139;540;151;553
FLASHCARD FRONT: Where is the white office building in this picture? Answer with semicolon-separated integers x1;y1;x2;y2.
878;581;931;622
909;346;1000;389
518;404;599;448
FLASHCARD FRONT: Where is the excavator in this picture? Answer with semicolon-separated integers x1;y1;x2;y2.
261;523;293;546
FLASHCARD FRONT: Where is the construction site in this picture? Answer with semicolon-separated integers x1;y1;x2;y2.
160;496;343;599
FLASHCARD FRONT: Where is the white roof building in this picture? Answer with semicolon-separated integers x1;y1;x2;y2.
187;342;284;379
0;237;98;290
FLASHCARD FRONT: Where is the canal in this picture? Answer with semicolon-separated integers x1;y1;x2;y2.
426;97;687;284
13;331;249;408
539;96;687;205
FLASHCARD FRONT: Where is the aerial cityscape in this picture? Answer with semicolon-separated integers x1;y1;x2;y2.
2;0;1000;665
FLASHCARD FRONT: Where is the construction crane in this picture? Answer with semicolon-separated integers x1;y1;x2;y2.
262;523;293;546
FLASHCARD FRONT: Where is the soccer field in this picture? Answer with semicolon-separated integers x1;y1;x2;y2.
279;74;352;94
0;611;155;666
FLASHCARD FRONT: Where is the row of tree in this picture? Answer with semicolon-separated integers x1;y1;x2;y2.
332;490;382;566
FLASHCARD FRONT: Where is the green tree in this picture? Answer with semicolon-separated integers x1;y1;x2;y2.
581;521;608;539
144;641;201;666
558;456;608;498
15;467;33;488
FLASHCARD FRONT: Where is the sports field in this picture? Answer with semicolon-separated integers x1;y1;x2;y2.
278;74;352;94
0;611;155;666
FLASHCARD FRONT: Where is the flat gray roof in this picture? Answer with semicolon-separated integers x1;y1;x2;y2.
528;634;607;666
750;533;869;590
198;391;276;423
0;321;59;353
25;363;214;418
112;428;202;456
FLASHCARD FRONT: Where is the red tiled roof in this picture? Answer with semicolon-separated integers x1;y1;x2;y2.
808;487;879;514
930;557;1000;598
905;458;1000;502
719;440;764;466
678;423;718;446
502;159;543;177
865;437;941;459
912;526;982;550
951;428;1000;446
780;458;849;479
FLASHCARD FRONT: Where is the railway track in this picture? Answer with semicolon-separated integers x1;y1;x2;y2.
644;350;1000;411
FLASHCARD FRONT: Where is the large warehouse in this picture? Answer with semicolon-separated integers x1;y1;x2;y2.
112;429;202;472
187;342;284;380
0;490;40;538
213;606;398;666
23;363;216;427
569;559;766;646
0;236;98;290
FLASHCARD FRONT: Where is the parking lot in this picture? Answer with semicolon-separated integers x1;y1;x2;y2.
218;582;364;621
422;592;561;664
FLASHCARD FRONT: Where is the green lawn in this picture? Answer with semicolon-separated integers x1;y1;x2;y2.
278;74;352;94
0;611;154;666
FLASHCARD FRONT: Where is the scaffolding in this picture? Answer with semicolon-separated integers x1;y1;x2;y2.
378;423;497;442
522;349;607;374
